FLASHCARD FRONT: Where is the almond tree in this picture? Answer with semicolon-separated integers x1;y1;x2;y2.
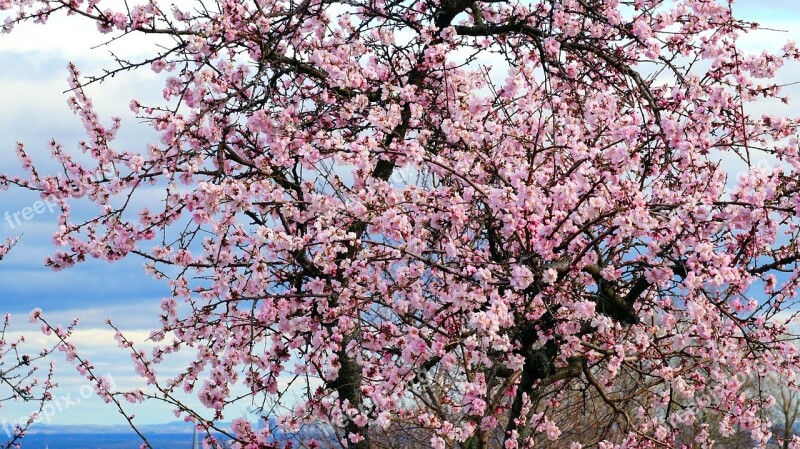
3;0;800;448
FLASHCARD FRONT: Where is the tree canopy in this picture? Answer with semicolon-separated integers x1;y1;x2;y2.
3;0;800;447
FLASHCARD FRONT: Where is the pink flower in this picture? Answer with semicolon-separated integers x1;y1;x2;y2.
28;308;42;323
510;265;534;290
542;268;558;285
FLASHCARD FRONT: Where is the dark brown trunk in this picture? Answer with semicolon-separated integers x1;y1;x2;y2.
334;334;370;449
504;333;557;444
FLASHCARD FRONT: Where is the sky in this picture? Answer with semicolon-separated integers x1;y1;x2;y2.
0;0;798;430
0;10;244;429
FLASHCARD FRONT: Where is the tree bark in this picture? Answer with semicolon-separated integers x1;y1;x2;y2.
334;334;369;449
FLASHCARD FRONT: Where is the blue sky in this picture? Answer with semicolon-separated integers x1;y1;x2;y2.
0;0;798;428
0;20;221;427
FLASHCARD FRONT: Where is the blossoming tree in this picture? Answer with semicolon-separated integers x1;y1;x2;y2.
3;0;800;447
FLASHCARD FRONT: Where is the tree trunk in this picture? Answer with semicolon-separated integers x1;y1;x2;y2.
335;335;370;449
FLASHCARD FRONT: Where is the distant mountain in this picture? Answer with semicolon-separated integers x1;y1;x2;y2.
27;422;199;435
18;423;234;449
19;432;202;449
18;419;339;448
